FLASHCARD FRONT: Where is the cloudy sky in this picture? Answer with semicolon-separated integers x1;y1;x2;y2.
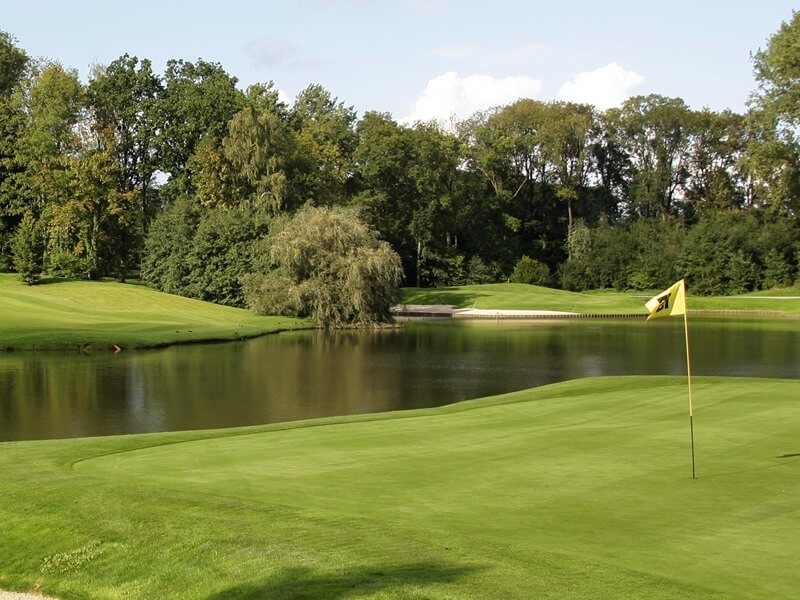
4;1;797;123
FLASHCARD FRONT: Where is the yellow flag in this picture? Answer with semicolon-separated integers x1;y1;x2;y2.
645;279;686;321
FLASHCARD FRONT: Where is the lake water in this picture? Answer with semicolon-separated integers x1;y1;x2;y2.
1;318;799;441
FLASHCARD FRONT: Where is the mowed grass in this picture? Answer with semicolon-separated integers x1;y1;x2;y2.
402;283;800;315
402;283;645;314
1;376;799;599
0;273;309;350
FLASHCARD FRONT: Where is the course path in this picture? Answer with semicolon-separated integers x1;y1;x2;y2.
0;592;58;600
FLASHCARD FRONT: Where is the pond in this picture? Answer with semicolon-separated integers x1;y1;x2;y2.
2;318;799;441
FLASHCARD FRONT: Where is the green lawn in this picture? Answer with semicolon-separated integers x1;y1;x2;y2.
402;283;645;314
402;283;800;315
0;273;309;350
1;376;799;599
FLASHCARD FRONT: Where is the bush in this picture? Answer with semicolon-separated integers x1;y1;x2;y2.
762;248;795;288
678;211;759;295
142;198;268;306
510;255;550;286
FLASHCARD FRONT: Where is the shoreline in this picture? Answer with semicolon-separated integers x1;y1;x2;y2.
391;304;800;320
4;307;799;353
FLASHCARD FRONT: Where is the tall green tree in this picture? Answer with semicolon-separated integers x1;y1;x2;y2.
685;109;749;217
615;94;694;218
0;31;29;267
0;31;27;98
88;54;163;232
15;62;83;216
157;59;242;197
744;10;800;213
220;84;292;211
288;84;357;207
539;102;595;251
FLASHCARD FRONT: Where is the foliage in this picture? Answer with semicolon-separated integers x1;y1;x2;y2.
243;206;403;327
678;211;761;295
509;255;551;286
744;11;800;212
141;196;201;295
183;206;268;306
142;199;267;306
11;212;43;283
2;14;800;299
0;30;28;97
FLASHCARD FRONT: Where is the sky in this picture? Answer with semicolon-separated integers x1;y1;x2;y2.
3;1;797;123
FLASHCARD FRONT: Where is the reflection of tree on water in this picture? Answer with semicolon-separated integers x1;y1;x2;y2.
2;318;800;441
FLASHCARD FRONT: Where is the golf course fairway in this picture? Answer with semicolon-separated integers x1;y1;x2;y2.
0;273;308;351
1;376;799;599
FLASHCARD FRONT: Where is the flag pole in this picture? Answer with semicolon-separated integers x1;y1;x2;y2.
683;306;696;480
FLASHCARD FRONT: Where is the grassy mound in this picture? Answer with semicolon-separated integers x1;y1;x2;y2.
1;376;799;598
0;274;308;350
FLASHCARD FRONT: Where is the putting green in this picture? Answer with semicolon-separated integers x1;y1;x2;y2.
61;376;800;599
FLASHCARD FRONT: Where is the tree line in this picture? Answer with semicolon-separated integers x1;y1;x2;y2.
1;12;798;314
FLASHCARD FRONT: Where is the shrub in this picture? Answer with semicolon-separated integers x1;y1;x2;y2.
510;256;550;286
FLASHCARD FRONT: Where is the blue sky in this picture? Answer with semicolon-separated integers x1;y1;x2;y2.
3;1;797;121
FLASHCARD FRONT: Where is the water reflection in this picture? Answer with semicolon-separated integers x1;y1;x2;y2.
1;318;799;441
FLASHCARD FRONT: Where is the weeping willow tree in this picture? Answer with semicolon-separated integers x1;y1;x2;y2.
243;206;403;328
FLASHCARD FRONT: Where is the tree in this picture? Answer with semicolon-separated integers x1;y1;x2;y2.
141;196;201;295
615;94;694;218
0;31;27;98
539;102;595;251
11;212;43;284
157;59;242;197
288;84;357;207
744;10;800;213
242;206;403;328
88;54;163;233
220;84;291;211
183;206;268;306
684;110;749;217
353;114;467;286
15;62;83;216
0;31;29;265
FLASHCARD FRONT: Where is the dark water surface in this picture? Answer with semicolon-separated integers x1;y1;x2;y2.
2;318;799;441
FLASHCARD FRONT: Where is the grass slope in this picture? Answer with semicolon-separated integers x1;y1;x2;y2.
402;283;800;315
1;376;799;599
402;283;645;314
0;274;308;350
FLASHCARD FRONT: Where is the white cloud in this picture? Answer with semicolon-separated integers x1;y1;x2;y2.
277;88;293;107
401;71;543;125
557;63;644;110
243;37;322;69
243;37;297;67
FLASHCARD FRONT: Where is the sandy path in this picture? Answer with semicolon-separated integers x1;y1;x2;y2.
0;592;58;600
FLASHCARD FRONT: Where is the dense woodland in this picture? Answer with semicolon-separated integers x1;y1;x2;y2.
1;12;799;313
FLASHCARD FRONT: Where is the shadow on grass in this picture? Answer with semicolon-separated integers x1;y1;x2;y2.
206;561;481;599
402;288;488;309
777;452;800;459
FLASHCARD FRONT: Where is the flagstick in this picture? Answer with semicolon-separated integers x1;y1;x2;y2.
683;308;696;480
